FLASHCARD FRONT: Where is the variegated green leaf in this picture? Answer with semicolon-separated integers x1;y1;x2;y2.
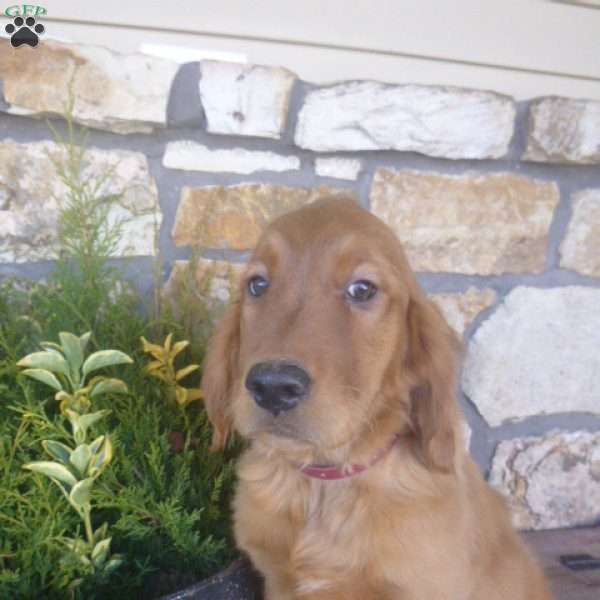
93;522;109;545
40;342;64;353
69;478;93;510
74;386;91;399
55;390;72;403
42;440;72;464
17;351;69;376
78;410;110;434
56;390;75;414
79;331;92;352
20;368;63;391
89;435;113;474
90;378;128;398
103;555;124;574
67;577;85;591
82;350;133;378
91;537;111;567
69;444;91;478
66;409;110;443
77;556;91;567
89;435;105;456
24;461;78;487
61;536;88;554
59;332;84;376
65;409;84;444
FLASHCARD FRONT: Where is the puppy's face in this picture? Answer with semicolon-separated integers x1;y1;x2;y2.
202;197;458;469
231;199;412;451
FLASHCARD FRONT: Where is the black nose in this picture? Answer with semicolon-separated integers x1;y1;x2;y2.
245;361;311;416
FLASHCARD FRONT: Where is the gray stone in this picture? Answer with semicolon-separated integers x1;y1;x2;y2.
462;421;473;452
462;286;600;426
315;157;361;180
0;40;178;134
489;431;600;530
560;188;600;277
0;140;160;263
295;82;516;159
524;97;600;164
199;61;296;139
163;141;300;174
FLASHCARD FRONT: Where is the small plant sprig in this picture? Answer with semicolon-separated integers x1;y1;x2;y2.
140;334;202;409
17;332;133;591
141;334;203;452
17;331;133;416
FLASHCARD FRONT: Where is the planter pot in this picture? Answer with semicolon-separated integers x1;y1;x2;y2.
160;558;262;600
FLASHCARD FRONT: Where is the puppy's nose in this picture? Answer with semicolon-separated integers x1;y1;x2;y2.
245;361;311;416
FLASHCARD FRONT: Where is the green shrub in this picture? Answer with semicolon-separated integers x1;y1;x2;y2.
19;331;131;595
0;115;238;599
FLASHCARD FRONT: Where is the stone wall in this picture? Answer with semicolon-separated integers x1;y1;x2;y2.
1;40;600;531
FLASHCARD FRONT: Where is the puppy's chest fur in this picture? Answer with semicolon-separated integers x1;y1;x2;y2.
233;448;470;598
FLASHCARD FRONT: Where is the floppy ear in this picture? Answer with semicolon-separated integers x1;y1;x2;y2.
405;295;461;472
201;301;241;451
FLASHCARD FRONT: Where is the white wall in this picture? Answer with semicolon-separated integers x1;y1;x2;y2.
19;0;600;100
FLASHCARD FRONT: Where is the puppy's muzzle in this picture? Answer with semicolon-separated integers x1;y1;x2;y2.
245;361;311;416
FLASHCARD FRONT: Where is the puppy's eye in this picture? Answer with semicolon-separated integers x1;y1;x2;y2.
346;280;377;302
248;275;269;297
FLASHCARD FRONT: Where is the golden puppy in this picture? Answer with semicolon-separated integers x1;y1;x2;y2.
202;197;552;600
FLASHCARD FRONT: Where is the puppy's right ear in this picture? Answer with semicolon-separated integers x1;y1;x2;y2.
201;301;241;451
405;295;460;472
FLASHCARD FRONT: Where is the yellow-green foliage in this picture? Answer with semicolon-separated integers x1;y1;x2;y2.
141;334;203;409
0;109;238;600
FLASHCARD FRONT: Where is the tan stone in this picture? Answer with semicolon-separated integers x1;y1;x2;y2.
0;140;160;262
172;185;350;250
430;287;496;337
560;189;600;276
163;258;246;339
489;431;600;530
0;40;178;134
370;169;559;274
524;97;600;164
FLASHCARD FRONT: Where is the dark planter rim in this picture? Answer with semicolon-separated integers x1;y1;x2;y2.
159;558;261;600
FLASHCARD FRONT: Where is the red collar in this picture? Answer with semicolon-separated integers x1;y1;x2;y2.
298;436;399;480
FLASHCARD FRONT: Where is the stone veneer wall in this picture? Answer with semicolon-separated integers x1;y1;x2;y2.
1;40;600;531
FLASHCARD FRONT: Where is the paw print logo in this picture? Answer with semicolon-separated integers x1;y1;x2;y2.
5;16;45;48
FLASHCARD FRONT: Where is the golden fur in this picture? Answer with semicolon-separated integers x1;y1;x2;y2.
202;197;553;600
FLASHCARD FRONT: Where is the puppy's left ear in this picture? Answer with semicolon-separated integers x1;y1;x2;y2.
405;295;461;472
201;301;241;451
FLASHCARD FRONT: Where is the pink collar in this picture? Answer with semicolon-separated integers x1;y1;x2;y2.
298;436;400;480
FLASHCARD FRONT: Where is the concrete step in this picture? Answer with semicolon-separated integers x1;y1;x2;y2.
524;527;600;600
